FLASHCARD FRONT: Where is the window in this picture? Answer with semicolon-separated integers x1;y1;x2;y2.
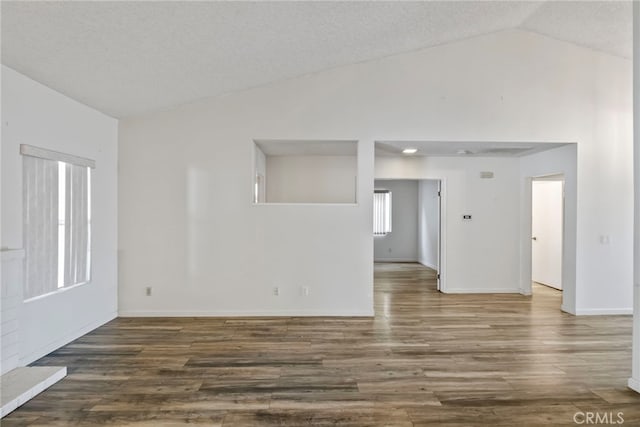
21;145;94;300
373;190;392;235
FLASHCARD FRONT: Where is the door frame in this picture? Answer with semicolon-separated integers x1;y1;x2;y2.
523;173;568;310
372;177;447;293
531;176;565;291
436;179;445;291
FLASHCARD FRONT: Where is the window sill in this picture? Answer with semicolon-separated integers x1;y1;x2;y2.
24;281;90;304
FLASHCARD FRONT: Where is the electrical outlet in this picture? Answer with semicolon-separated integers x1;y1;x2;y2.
301;286;310;296
145;286;152;296
273;286;279;296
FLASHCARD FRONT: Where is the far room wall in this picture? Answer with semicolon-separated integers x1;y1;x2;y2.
119;29;632;316
376;156;521;294
373;180;419;262
266;155;357;204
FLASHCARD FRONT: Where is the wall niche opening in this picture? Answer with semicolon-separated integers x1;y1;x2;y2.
253;139;358;204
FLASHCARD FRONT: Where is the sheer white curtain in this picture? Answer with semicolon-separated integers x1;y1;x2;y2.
373;190;392;235
21;144;94;300
64;164;91;285
23;156;59;299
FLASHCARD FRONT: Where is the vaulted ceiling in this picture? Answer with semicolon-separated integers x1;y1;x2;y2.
1;1;632;118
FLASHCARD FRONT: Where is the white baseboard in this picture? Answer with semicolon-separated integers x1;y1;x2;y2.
118;309;375;317
442;288;520;294
1;366;66;417
20;311;117;366
573;308;633;315
629;378;640;393
561;304;576;315
374;258;418;263
418;260;437;270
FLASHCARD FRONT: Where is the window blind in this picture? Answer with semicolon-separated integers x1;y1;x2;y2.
373;190;392;235
63;163;91;286
23;156;59;299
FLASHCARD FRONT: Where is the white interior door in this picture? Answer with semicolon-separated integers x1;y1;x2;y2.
532;180;563;290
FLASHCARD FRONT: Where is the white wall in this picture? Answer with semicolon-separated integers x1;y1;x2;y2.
373;180;418;262
630;0;639;394
1;250;24;374
266;155;356;203
376;156;521;293
418;180;439;270
1;66;118;365
520;145;578;312
119;29;632;315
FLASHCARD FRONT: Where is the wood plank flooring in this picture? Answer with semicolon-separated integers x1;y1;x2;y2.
3;263;639;426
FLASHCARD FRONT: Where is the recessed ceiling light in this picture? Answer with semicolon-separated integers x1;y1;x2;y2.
402;148;418;154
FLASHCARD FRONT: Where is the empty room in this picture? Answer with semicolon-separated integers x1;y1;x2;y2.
1;1;639;426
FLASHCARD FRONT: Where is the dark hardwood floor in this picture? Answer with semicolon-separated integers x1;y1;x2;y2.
3;263;639;426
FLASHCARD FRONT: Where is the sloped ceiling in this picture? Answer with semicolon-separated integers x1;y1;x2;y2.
1;1;632;118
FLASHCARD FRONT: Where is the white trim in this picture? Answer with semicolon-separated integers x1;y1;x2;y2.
0;367;67;418
23;280;90;303
20;144;95;168
19;311;116;366
573;308;633;316
418;260;437;270
119;309;375;317
374;258;418;263
1;249;25;262
561;304;576;315
629;378;640;393
442;288;520;294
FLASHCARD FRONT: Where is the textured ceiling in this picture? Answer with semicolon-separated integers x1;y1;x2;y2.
1;1;632;118
522;1;632;58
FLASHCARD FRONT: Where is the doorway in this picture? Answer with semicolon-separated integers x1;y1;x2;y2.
531;175;564;298
373;179;444;291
